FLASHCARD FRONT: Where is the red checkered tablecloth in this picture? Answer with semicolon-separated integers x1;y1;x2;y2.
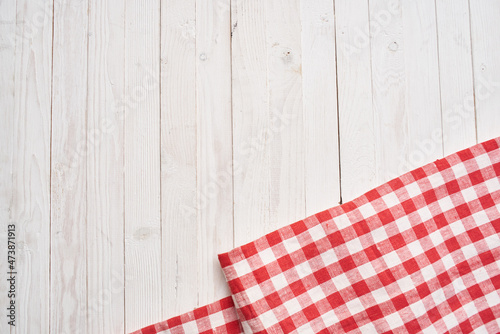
132;137;500;333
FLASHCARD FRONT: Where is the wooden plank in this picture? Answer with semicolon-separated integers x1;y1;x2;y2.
86;0;125;333
335;0;376;202
370;0;442;184
0;1;18;333
195;0;233;305
10;1;53;333
233;0;306;246
435;0;476;154
123;0;162;331
231;0;271;245
469;0;500;142
266;0;305;231
51;0;89;332
401;0;442;169
369;0;407;183
300;0;341;214
160;0;198;317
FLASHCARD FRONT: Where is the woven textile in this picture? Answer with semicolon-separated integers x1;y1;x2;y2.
133;138;500;333
129;297;243;334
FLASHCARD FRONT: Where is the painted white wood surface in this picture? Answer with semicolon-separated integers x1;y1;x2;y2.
336;0;377;201
470;0;500;143
195;0;234;307
51;0;88;333
87;0;125;332
12;1;52;333
1;1;500;333
123;0;162;332
0;2;15;333
160;0;198;319
436;0;477;155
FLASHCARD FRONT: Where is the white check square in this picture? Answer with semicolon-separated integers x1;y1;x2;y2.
442;312;459;329
420;264;436;281
384;312;405;329
438;196;455;213
321;309;339;328
382;192;400;207
475;153;493;169
308;285;326;304
332;273;350;291
208;312;225;328
372;227;389;244
430;288;446;305
345;297;364;315
357;262;377;280
485;177;500;194
234;260;253;277
333;214;351;230
308;224;327;242
405;182;422;198
428;230;444;246
259;248;276;266
428;173;445;188
320;249;338;267
471;210;490;227
283;237;302;254
417;206;433;223
270;273;289;291
472;266;489;283
407;240;425;258
295;261;313;279
396;215;412;233
358;203;377;218
372;287;391;304
345;237;364;255
396;275;415;293
260;309;280;327
451;162;469;179
461;186;478;203
282;296;303;315
383;251;402;268
245;283;266;303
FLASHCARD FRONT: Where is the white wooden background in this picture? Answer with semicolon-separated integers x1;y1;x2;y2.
1;0;499;333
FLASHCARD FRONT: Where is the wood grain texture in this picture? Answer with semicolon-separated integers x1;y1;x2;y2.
335;0;377;202
435;0;477;154
160;0;198;318
123;0;162;331
51;0;89;332
2;1;500;332
266;0;305;230
231;0;271;246
233;0;309;246
10;1;53;333
369;0;408;184
469;0;500;142
87;0;125;332
300;0;341;214
0;2;18;333
401;0;443;169
370;0;443;184
195;0;233;306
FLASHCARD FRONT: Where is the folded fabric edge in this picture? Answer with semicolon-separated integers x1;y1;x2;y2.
129;296;244;334
130;136;500;333
217;137;500;269
216;137;500;331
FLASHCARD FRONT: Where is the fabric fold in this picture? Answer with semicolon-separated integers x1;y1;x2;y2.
130;297;243;334
132;137;500;333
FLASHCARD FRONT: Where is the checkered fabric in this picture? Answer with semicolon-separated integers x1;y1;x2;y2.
132;137;500;334
130;296;243;334
219;138;500;333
